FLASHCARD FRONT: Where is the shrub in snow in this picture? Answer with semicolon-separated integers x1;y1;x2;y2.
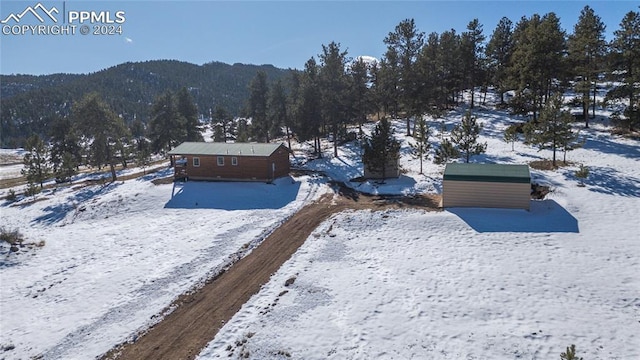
575;164;590;187
6;189;17;203
560;344;583;360
0;227;24;252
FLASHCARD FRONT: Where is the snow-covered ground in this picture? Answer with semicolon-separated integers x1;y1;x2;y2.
1;90;639;359
0;169;327;359
198;106;640;359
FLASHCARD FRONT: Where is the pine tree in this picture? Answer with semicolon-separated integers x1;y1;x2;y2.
524;94;577;167
486;17;513;106
149;91;185;154
348;57;371;136
294;57;323;156
48;115;81;180
384;19;425;136
268;79;288;145
434;138;460;165
55;152;78;183
21;134;51;189
608;10;640;132
176;87;203;141
451;110;487;163
73;92;130;182
503;124;521;151
375;51;401;118
247;70;270;142
410;117;431;174
438;30;464;107
212;105;232;142
560;344;583;360
319;41;349;157
509;13;567;121
568;6;606;128
362;118;400;181
461;18;486;109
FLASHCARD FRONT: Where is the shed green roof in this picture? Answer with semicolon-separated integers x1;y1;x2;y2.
443;163;531;183
168;142;286;157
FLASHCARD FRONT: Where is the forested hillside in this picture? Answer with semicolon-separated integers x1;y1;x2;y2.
1;60;292;147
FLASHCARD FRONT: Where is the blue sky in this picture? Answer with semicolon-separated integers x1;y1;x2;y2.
1;1;638;75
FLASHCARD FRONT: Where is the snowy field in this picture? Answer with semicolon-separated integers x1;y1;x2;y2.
1;88;639;359
0;169;327;359
199;103;640;359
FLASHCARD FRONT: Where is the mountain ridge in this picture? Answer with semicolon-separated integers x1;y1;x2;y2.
1;59;294;147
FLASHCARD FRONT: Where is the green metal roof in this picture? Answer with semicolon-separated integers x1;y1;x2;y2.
168;142;286;157
443;163;531;183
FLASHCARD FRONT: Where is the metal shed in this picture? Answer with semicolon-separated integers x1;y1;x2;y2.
442;163;531;210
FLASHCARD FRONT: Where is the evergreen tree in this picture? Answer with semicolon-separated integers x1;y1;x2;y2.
212;105;232;142
348;57;371;136
21;134;51;188
176;87;203;141
509;13;567;121
384;19;425;136
55;151;78;183
568;6;606;127
461;18;486;109
294;57;323;156
268;79;288;145
503;123;521;151
318;41;349;157
410;117;431;174
608;10;640;132
376;50;401;117
450;110;487;163
149;91;185;154
524;94;578;167
438;30;464;107
362;118;400;180
247;70;270;142
486;17;514;106
73;92;130;182
433;138;460;164
235;118;250;143
48;115;81;178
286;71;302;148
416;32;440;109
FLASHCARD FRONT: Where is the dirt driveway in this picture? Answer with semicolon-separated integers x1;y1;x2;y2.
103;187;441;360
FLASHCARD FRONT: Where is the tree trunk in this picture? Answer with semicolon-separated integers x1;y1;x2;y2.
591;82;597;119
583;99;589;128
470;87;475;109
110;162;117;182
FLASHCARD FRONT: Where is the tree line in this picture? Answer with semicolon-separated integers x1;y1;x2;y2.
18;6;639;188
229;6;637;170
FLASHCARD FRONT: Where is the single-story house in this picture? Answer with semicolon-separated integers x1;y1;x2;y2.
168;142;290;182
442;163;531;210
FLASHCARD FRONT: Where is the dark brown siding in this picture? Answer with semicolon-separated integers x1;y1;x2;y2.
176;145;290;181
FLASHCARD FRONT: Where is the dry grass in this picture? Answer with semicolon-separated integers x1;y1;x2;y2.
529;159;573;171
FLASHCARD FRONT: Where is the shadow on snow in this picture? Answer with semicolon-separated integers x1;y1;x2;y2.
447;199;579;233
32;182;123;225
164;176;301;210
564;166;640;197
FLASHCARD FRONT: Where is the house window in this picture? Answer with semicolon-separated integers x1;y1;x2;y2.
193;157;200;167
231;157;238;166
217;156;225;166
